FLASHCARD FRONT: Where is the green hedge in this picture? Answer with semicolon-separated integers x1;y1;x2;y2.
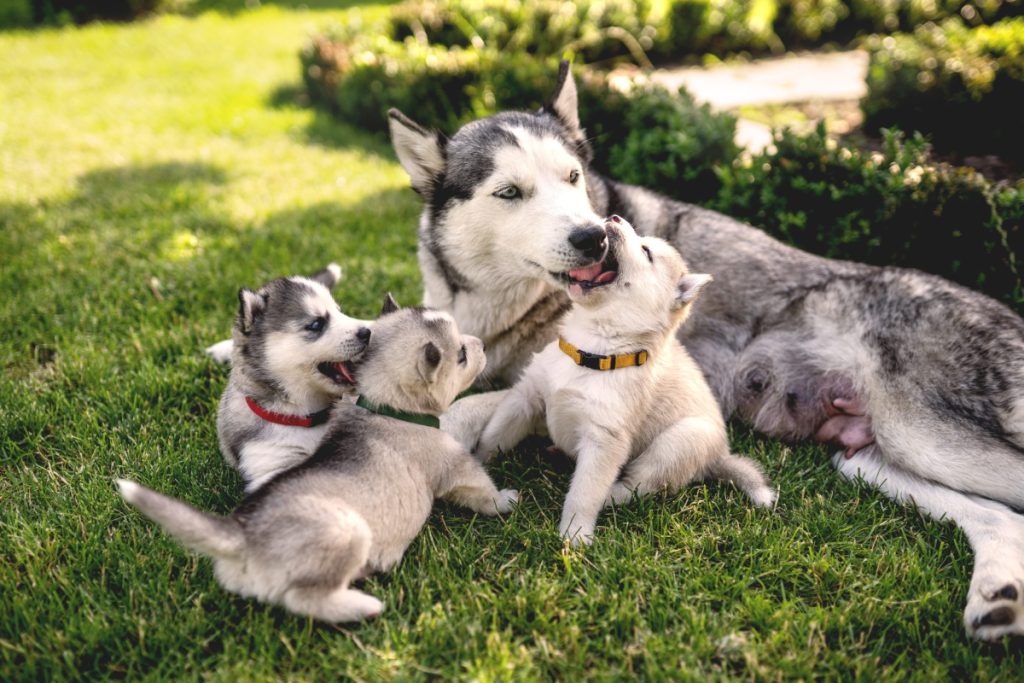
862;17;1024;161
708;125;1023;308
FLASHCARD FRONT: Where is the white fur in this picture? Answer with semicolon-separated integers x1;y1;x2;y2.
477;219;775;544
834;448;1024;639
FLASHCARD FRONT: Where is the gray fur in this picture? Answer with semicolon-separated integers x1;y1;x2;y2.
121;306;516;623
389;63;1024;638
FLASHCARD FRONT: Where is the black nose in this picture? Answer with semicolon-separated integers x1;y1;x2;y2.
568;226;608;260
356;327;371;345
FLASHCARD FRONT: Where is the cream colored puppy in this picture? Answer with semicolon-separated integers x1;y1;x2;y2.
477;216;776;544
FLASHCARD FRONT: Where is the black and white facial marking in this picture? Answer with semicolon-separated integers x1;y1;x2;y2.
234;276;371;404
388;62;607;296
354;296;486;415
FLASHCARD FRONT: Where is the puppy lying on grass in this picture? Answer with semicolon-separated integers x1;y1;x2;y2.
119;295;517;623
476;216;775;544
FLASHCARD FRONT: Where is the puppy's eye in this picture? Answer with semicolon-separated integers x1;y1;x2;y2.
493;185;522;200
568;169;580;184
306;317;326;333
641;245;653;263
458;344;467;365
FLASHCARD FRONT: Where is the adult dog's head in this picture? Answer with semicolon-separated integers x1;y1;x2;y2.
388;61;607;296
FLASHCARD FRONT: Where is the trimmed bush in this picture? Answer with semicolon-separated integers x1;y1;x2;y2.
386;0;659;63
0;0;33;28
709;125;1023;308
862;17;1024;161
580;83;740;203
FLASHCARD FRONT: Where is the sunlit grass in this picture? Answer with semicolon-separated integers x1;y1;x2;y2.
2;4;1022;680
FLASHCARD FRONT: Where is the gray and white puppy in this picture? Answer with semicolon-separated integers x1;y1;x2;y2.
477;217;775;544
119;297;517;623
388;62;1024;638
216;263;372;492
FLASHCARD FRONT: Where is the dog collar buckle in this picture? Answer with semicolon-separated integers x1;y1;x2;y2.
558;337;648;372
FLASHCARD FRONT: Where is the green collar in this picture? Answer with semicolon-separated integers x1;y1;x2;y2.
355;395;440;429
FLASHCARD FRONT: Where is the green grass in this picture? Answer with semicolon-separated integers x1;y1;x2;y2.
1;4;1022;680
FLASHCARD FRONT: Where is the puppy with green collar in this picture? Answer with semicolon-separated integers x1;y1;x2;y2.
476;216;775;544
119;296;517;623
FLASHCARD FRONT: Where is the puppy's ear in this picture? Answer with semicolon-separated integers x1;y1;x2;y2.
380;292;400;316
544;60;581;136
418;341;442;384
237;288;267;334
674;273;713;309
388;108;446;198
308;262;342;290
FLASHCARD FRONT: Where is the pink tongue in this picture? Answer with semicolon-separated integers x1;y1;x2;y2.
569;263;603;281
594;270;617;284
334;362;355;384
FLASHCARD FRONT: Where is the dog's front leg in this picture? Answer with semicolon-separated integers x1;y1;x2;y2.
475;379;544;462
834;447;1024;640
560;431;631;545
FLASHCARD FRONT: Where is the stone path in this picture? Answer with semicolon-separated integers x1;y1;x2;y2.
613;50;870;152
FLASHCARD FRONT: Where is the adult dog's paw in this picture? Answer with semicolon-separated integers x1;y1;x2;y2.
965;568;1024;641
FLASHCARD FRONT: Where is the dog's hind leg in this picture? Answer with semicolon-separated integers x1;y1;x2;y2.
834;447;1024;640
440;451;519;515
604;416;732;507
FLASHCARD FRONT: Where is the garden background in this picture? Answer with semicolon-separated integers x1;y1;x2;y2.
2;0;1022;679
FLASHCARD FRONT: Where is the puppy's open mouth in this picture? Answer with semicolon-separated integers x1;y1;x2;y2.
565;249;618;293
317;361;356;385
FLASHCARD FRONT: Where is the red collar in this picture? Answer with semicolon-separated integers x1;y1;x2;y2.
245;396;331;428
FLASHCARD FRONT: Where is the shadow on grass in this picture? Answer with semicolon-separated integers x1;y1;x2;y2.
187;0;401;15
268;82;397;153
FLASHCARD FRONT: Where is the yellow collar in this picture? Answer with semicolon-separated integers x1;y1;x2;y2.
558;337;649;371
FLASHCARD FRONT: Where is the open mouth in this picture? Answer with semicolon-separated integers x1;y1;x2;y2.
564;248;619;293
317;361;356;385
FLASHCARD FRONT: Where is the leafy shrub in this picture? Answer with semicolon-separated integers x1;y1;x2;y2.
0;0;33;28
708;125;1023;307
580;83;740;203
386;0;659;63
862;17;1024;161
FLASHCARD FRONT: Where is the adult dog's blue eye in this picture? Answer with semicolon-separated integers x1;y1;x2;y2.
493;186;521;200
306;317;326;333
569;169;580;184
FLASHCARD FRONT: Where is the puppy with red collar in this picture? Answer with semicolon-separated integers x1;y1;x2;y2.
477;217;776;544
215;264;372;492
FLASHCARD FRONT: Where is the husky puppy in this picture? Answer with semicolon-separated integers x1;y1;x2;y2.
119;296;517;622
216;263;372;493
476;217;775;543
387;62;1024;638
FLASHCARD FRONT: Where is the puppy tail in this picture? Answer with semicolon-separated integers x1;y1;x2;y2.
117;479;245;559
707;455;778;509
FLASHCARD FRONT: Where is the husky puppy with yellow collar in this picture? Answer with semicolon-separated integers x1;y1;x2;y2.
476;216;776;544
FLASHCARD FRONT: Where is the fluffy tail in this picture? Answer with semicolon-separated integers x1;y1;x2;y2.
707;454;778;508
117;479;245;558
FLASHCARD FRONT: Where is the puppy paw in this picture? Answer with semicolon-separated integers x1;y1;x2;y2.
602;482;634;508
205;339;233;365
559;519;595;546
494;489;519;515
965;566;1024;641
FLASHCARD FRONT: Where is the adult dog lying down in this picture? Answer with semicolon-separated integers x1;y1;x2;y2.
384;61;1024;640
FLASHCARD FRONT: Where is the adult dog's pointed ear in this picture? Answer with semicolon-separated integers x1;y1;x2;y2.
237;288;267;334
674;273;713;309
388;108;446;197
544;60;581;136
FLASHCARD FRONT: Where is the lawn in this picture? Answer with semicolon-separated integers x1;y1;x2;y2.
1;3;1021;680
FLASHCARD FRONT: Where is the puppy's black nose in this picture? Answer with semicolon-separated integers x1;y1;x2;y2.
568;226;608;260
356;327;371;345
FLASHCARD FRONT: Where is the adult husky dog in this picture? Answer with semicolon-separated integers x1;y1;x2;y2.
387;61;1024;639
